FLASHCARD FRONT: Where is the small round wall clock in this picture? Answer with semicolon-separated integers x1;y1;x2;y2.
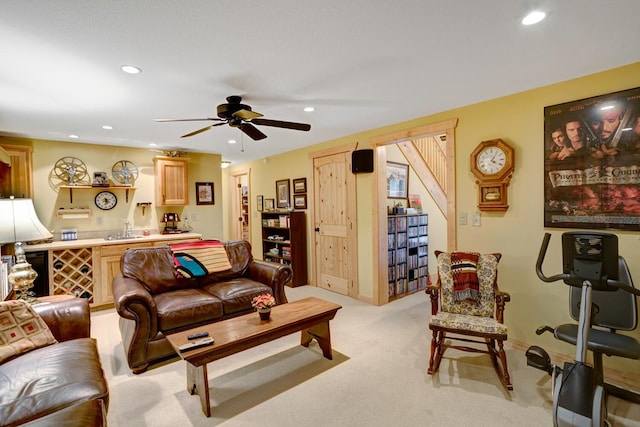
95;191;117;210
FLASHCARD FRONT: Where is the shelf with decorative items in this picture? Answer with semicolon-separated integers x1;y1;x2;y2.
387;213;428;300
261;211;307;287
59;185;136;204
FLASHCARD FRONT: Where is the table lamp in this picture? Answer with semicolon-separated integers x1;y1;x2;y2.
0;197;53;302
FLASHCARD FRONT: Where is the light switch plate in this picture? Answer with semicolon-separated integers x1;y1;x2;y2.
472;212;481;227
458;212;467;225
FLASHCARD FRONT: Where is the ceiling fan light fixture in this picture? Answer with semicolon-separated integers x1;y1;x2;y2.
121;65;142;74
521;11;545;26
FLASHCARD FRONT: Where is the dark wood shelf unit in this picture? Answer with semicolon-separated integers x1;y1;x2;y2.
387;213;428;300
261;211;307;287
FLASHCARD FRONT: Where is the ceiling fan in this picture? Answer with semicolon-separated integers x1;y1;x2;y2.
153;95;311;141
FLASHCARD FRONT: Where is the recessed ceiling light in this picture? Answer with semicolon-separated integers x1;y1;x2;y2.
228;139;237;144
102;125;113;130
304;106;315;112
121;65;142;74
68;134;79;139
521;11;546;26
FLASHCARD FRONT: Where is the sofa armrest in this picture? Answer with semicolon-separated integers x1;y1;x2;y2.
112;275;159;336
247;259;291;305
33;295;90;342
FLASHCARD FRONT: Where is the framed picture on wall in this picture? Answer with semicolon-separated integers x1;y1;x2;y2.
257;195;264;212
294;194;307;210
264;198;275;211
196;182;214;205
293;178;307;193
386;162;409;199
543;86;640;230
276;179;291;208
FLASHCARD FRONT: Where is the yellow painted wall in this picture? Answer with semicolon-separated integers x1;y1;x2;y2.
0;137;225;240
224;62;640;373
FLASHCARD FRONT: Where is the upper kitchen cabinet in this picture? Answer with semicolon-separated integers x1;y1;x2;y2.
0;144;33;198
154;156;189;205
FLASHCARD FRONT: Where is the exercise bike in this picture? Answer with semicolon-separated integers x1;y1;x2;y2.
526;232;640;427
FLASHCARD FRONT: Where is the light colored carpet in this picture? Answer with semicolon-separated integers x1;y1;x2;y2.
91;286;640;426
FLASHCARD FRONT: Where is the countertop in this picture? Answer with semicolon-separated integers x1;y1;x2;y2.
23;232;203;251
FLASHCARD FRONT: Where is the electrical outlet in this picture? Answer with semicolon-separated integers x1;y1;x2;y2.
96;216;103;226
191;213;197;222
472;211;481;227
458;212;467;225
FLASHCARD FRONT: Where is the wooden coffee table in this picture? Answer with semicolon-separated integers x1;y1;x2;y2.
166;296;342;417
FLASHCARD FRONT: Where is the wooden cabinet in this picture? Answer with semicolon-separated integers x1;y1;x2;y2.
154;156;189;205
98;241;153;307
97;237;199;308
387;214;428;300
261;211;307;287
0;144;33;198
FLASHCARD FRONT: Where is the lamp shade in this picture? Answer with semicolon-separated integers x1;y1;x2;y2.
0;197;53;244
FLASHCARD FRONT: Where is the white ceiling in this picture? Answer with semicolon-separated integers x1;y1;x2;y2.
1;1;639;165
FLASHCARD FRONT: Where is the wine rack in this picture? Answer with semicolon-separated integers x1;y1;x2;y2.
51;248;94;302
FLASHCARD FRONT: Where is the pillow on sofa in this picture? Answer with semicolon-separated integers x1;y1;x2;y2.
0;300;57;363
170;240;232;279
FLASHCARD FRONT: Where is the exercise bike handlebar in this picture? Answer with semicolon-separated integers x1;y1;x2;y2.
535;232;640;297
535;233;568;283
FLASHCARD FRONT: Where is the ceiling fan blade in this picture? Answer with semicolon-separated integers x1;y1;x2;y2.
233;109;263;120
180;122;227;138
153;118;223;122
239;123;267;140
181;126;212;138
251;118;311;131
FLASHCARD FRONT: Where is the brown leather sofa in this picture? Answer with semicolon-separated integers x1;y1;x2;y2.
0;296;109;427
112;240;292;374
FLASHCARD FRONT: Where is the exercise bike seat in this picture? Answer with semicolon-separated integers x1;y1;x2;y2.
554;324;640;360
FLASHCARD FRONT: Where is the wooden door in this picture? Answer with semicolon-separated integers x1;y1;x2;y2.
312;147;357;296
230;170;250;242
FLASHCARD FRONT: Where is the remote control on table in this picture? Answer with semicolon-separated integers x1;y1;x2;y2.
187;331;209;340
178;337;214;352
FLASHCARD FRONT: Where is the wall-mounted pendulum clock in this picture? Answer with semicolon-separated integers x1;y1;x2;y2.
470;139;515;212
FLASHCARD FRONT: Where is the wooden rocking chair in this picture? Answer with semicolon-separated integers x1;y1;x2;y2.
425;250;513;391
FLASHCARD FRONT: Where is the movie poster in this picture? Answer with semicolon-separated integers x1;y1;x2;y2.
544;86;640;230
